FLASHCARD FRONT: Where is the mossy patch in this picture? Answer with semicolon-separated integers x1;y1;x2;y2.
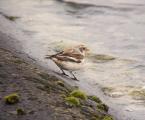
56;80;65;87
4;93;19;104
103;115;114;120
16;108;26;115
37;85;51;93
13;59;25;64
97;103;109;112
4;15;19;21
88;95;102;103
65;96;80;106
70;90;87;100
91;116;100;120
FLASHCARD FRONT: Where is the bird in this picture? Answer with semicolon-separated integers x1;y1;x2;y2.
45;45;89;81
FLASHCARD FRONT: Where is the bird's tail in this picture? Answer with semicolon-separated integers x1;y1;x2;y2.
45;51;63;59
45;55;54;59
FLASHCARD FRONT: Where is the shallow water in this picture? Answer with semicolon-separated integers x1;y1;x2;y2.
0;0;145;119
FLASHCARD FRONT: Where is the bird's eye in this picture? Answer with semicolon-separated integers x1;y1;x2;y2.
83;47;86;50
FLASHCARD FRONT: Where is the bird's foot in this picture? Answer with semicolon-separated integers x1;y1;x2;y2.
72;77;79;81
62;72;69;76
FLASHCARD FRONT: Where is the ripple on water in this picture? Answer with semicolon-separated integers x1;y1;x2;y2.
87;53;116;63
129;88;145;101
101;85;143;99
101;86;126;98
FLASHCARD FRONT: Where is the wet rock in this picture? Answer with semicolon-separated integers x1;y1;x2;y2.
0;73;7;78
36;84;51;94
97;103;109;112
0;48;114;120
16;108;26;115
56;80;65;87
81;106;103;119
38;73;51;80
88;95;102;104
82;99;99;110
13;59;25;64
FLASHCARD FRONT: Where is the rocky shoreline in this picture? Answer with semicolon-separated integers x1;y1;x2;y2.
0;47;114;120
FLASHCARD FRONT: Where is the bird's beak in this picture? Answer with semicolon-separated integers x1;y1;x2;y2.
86;48;90;52
45;55;51;59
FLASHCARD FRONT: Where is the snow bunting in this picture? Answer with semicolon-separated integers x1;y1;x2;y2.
45;45;89;80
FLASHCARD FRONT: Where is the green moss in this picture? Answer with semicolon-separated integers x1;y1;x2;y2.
56;80;65;87
4;93;19;104
88;95;102;103
60;94;66;98
91;116;101;120
4;15;19;21
70;90;87;100
103;115;114;120
65;96;80;106
97;103;109;112
13;59;24;64
16;108;26;115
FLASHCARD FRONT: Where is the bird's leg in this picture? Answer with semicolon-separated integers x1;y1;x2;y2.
70;71;79;81
52;61;68;76
56;64;68;76
60;68;68;76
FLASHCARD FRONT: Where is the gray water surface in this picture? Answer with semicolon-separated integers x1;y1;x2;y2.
0;0;145;120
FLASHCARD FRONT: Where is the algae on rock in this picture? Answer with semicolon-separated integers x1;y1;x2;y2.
88;95;102;103
4;93;19;104
65;96;80;106
70;90;87;100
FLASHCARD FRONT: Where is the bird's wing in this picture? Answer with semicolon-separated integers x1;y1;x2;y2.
55;55;82;63
60;49;84;59
45;51;64;59
45;48;83;61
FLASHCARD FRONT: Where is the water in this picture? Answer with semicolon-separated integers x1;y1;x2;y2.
0;0;145;119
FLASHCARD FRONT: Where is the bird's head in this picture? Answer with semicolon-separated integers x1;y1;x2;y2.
76;44;89;55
